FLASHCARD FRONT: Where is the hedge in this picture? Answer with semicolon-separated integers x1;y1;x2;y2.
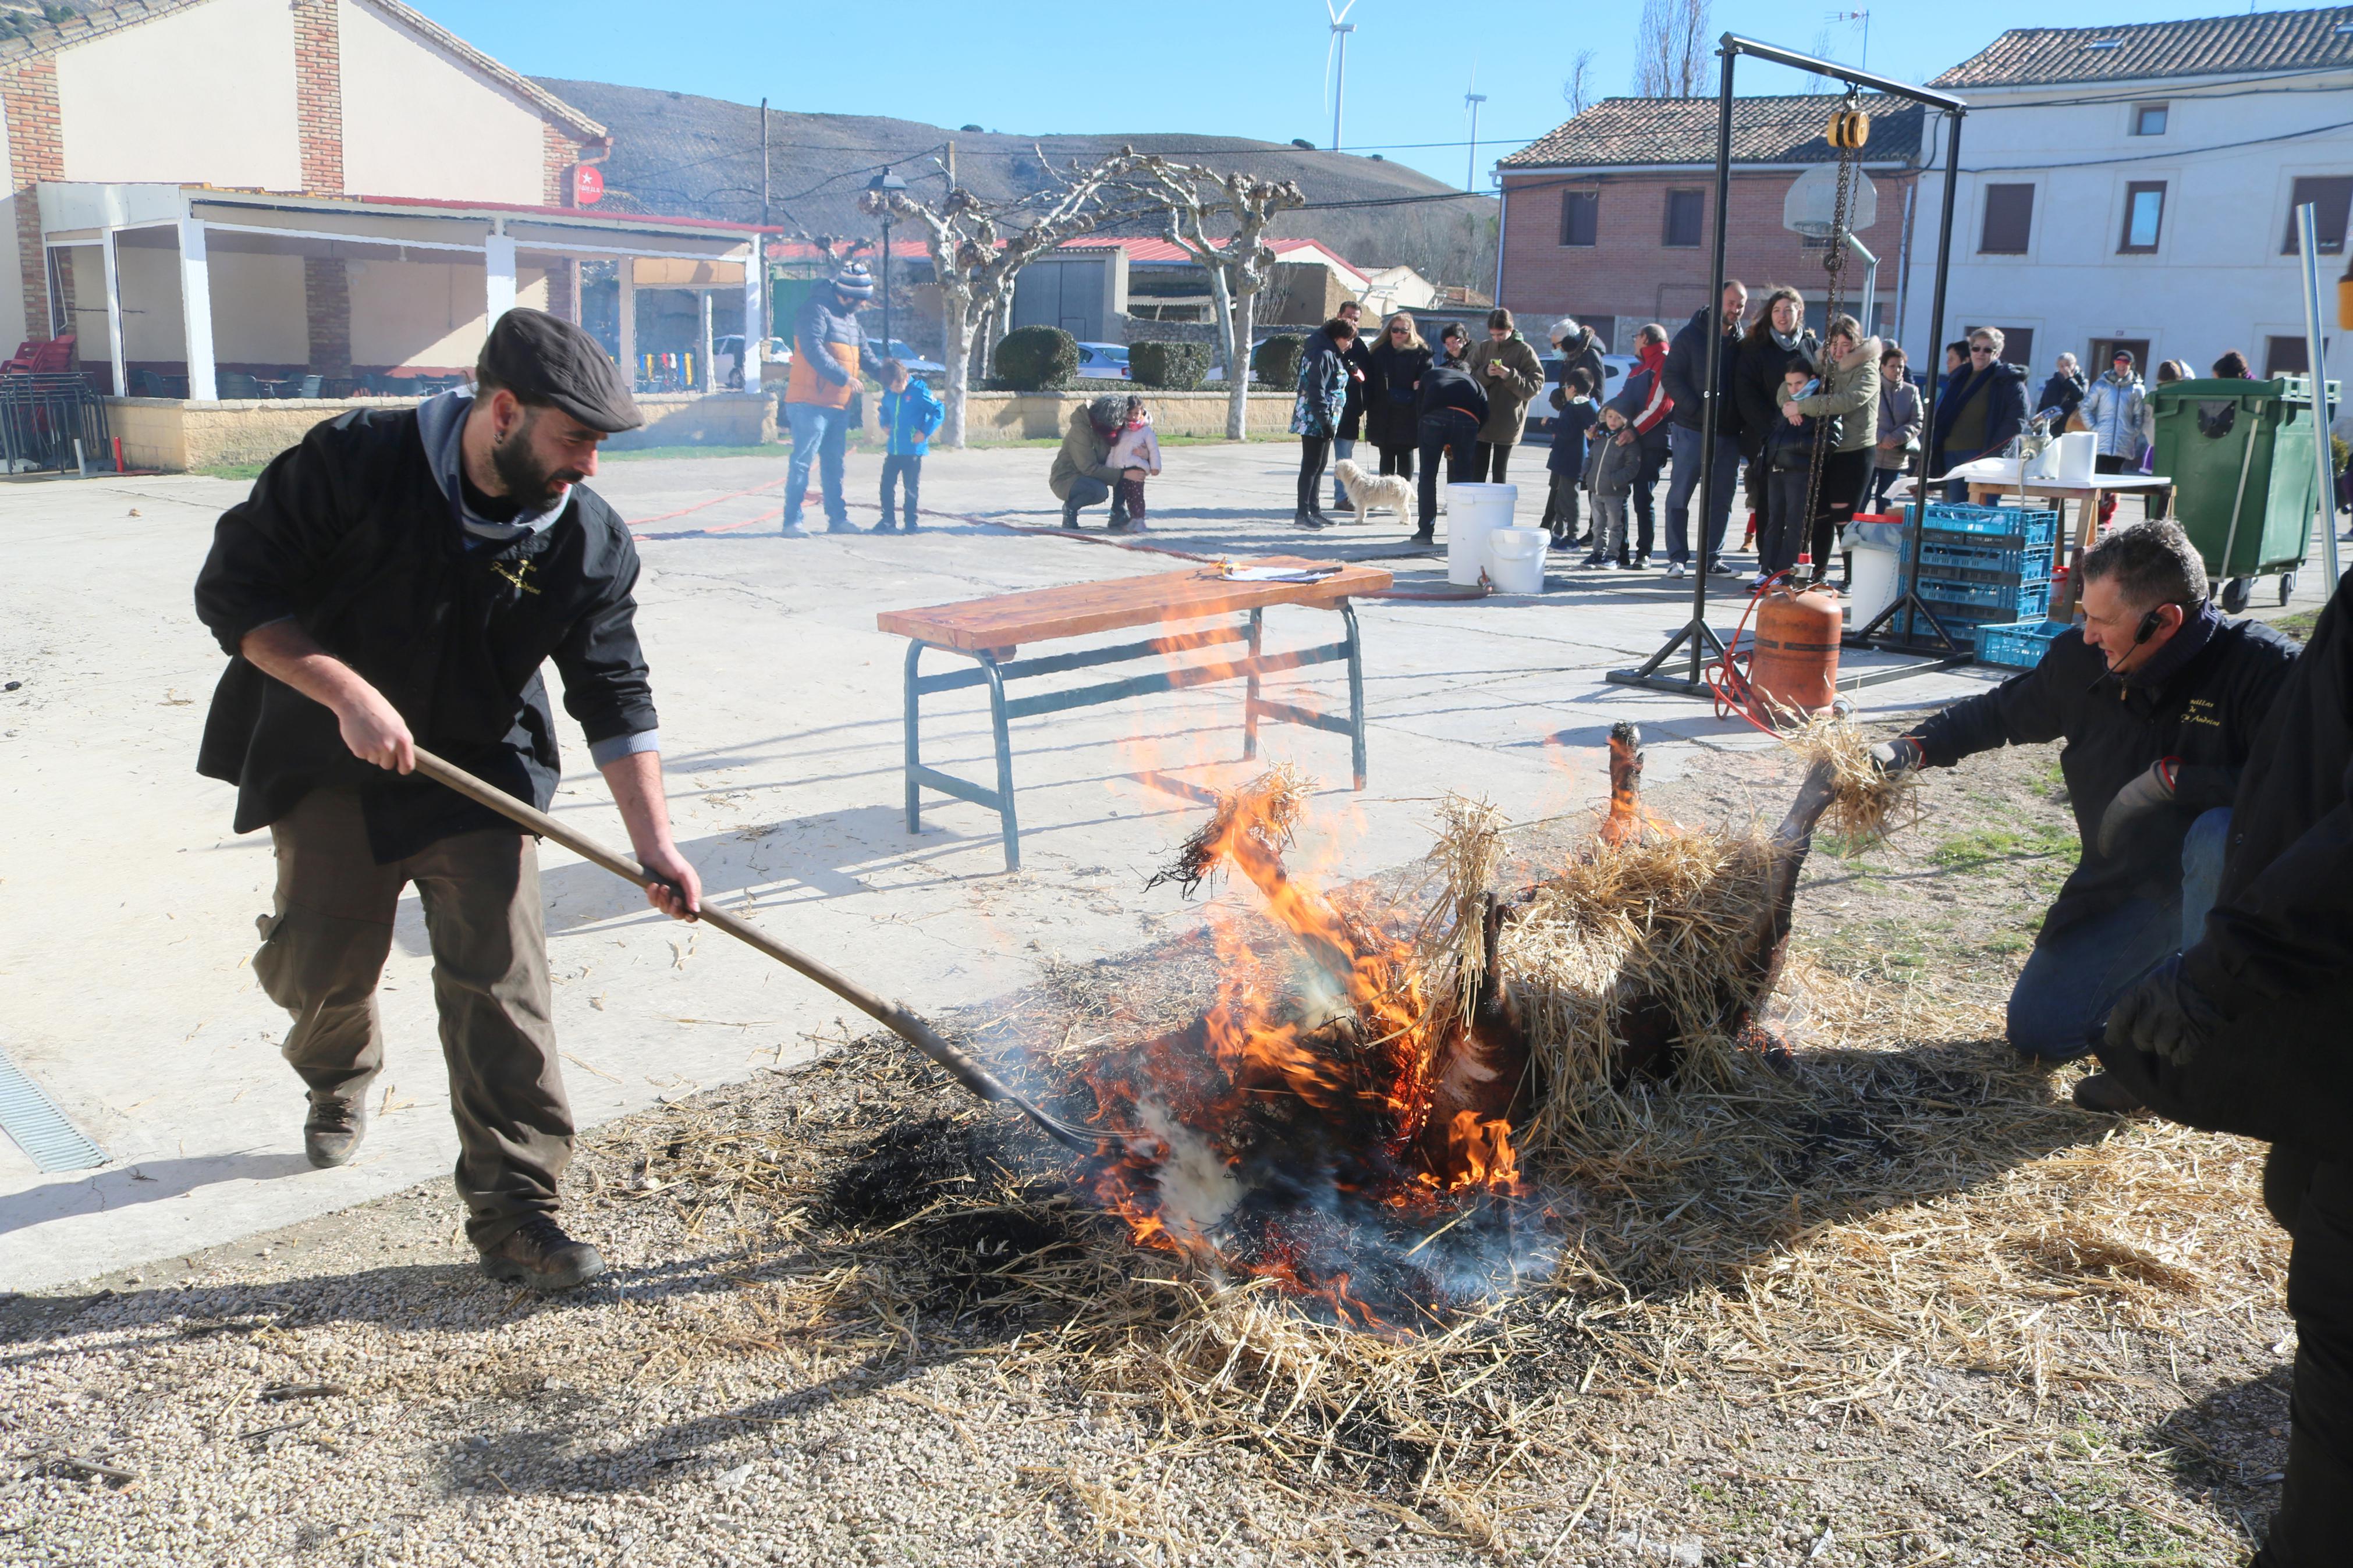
1250;334;1307;393
993;325;1078;391
1128;341;1212;391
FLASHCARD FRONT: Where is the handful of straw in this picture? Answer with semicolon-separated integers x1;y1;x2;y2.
1779;711;1919;853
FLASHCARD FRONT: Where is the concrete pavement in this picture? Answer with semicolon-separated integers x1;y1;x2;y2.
1;434;2214;1291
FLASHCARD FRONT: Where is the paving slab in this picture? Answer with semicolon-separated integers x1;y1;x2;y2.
2;436;2308;1290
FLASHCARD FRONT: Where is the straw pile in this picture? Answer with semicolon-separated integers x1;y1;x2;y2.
1490;826;1780;1149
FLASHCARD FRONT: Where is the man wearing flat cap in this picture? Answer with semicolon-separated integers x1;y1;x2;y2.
194;308;703;1292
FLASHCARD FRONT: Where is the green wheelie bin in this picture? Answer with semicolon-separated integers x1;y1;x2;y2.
2149;375;2334;610
2155;376;2334;611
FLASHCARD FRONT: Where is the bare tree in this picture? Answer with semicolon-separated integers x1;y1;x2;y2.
1562;48;1600;115
1632;0;1712;98
1126;161;1306;440
862;146;1155;449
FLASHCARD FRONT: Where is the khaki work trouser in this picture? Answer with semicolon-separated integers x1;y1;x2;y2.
254;788;570;1249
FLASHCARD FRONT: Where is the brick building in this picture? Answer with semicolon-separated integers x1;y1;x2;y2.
0;0;766;406
1494;96;1928;353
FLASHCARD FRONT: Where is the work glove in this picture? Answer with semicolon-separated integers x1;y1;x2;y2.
2104;954;2224;1067
1868;736;1923;776
2096;758;2179;858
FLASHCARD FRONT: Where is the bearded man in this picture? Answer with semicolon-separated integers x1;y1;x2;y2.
193;309;702;1292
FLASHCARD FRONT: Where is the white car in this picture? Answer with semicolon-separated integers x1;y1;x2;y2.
1076;342;1131;379
1525;353;1639;440
873;337;945;375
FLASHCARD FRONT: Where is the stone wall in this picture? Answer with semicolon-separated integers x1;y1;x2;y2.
108;390;777;471
958;390;1292;443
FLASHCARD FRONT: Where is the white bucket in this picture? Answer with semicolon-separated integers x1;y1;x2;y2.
1484;527;1548;594
1445;481;1518;586
1847;543;1901;630
2053;429;2097;484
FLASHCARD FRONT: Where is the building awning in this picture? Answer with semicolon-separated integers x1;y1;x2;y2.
37;183;779;400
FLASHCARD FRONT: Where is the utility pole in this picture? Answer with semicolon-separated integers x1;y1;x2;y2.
1464;91;1487;191
760;97;771;227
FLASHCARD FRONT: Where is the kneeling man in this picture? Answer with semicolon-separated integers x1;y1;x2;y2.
194;310;703;1291
1873;522;2294;1106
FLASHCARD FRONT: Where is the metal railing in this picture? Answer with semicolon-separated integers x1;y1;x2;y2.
0;371;113;474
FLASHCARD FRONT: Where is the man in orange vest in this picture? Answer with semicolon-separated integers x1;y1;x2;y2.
782;262;876;536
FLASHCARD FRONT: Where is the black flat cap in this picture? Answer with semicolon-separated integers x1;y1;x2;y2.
477;308;643;432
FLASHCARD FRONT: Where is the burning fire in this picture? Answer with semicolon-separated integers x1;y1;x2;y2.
1076;769;1544;1329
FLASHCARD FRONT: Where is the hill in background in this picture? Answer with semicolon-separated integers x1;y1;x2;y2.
534;79;1499;295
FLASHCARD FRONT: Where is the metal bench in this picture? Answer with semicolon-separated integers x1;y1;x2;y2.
877;558;1393;871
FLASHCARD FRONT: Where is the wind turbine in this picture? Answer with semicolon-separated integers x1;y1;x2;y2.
1325;0;1358;151
1464;65;1487;193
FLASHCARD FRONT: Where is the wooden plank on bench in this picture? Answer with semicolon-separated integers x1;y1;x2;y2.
876;558;1393;652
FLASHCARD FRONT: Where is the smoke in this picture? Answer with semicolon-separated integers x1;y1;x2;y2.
1137;1097;1240;1249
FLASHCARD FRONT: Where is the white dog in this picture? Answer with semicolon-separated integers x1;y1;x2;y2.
1332;458;1414;525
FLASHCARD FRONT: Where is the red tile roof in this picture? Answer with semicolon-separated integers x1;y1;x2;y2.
1500;95;1925;171
1933;6;2353;87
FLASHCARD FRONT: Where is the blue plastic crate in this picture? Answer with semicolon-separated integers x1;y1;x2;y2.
1921;502;2061;540
1918;575;2052;614
1975;619;2067;671
1902;535;2054;577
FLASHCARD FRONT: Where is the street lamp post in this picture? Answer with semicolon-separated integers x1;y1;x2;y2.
865;168;908;357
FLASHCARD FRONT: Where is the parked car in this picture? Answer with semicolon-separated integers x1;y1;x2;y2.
712;335;789;389
1076;342;1131;380
872;337;945;375
1522;353;1637;442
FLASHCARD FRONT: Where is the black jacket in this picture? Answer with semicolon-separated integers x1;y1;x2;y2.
1733;330;1818;458
2185;573;2353;1020
1366;339;1432;450
1335;335;1375;442
1417;362;1489;428
1664;307;1745;442
194;407;658;863
1549;328;1607;419
2114;575;2353;1146
1915;608;2297;934
1932;359;2029;464
2037;369;2088;430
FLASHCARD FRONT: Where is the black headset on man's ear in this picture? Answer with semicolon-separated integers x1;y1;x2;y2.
2134;607;2166;646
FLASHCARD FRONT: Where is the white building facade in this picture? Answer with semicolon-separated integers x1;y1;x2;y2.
1898;10;2353;385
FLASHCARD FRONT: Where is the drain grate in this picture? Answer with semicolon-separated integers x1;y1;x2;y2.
0;1043;105;1172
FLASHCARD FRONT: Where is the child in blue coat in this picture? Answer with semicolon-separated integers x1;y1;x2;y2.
876;360;943;533
1543;367;1599;550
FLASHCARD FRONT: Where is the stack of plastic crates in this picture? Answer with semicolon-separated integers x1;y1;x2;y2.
1893;502;2060;643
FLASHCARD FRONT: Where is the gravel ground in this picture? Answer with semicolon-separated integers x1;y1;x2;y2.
1;737;2297;1567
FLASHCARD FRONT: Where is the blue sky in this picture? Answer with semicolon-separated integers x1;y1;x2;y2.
414;1;2308;189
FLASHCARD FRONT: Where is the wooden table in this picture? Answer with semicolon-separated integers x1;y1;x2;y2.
1965;475;2175;618
877;558;1393;871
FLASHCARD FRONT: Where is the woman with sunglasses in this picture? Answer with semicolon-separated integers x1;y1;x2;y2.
1365;314;1432;481
1929;328;2028;501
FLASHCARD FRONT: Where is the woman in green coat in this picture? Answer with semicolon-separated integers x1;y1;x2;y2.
1781;316;1882;582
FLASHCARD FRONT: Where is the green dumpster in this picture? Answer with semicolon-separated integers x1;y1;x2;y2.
2149;376;2334;586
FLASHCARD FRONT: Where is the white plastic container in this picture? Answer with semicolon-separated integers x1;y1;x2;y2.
1847;542;1901;630
1445;481;1518;586
2053;429;2096;484
1484;527;1548;594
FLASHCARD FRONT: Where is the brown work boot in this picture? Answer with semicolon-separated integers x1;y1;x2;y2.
303;1094;366;1169
478;1217;608;1293
2073;1073;2144;1115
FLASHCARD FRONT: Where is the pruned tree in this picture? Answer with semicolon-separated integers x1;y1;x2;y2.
1562;48;1600;115
1632;0;1712;98
1125;160;1306;440
861;145;1155;449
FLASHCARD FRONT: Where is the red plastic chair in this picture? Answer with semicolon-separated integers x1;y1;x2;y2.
1;334;73;375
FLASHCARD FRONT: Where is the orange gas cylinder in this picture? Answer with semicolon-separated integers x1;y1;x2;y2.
1748;579;1843;716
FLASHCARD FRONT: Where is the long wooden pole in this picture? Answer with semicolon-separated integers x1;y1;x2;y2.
407;747;1105;1151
